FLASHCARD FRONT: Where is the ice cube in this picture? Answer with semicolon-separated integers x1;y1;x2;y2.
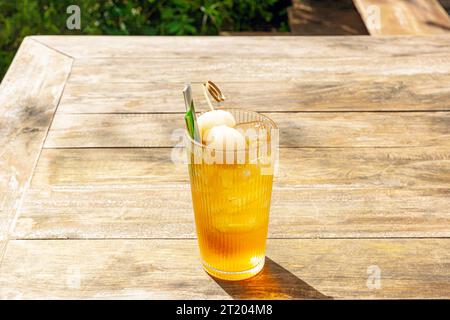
235;121;271;163
210;193;267;233
235;121;269;146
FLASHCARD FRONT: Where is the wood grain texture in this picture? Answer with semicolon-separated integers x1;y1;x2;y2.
13;187;450;239
58;75;450;113
44;112;450;148
0;37;72;242
67;55;450;83
354;0;450;35
11;147;449;239
1;239;450;299
30;147;450;188
32;35;450;58
0;240;5;261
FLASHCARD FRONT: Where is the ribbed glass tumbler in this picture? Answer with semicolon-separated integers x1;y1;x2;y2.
186;109;278;281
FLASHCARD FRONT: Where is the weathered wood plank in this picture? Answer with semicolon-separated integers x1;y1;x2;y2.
67;55;450;83
30;147;450;188
44;112;450;148
13;187;450;239
354;0;450;35
0;37;72;242
58;75;450;113
1;239;450;299
11;147;449;239
32;35;450;58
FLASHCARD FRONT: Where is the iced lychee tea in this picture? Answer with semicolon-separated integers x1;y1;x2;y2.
186;109;277;281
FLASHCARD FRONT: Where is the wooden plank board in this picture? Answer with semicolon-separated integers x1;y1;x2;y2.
0;37;72;243
13;187;450;239
354;0;450;35
31;35;450;59
58;75;450;113
67;55;450;83
11;147;449;239
1;239;450;299
43;112;450;148
30;147;450;188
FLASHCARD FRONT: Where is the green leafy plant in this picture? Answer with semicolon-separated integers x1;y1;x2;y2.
0;0;290;80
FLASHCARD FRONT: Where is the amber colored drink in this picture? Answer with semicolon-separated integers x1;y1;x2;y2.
186;109;277;281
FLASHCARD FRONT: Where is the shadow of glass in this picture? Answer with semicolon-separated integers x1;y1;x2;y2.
212;257;332;300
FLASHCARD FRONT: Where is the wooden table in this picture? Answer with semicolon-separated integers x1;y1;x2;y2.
0;36;449;299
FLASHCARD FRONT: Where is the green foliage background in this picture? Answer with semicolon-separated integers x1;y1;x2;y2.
0;0;290;80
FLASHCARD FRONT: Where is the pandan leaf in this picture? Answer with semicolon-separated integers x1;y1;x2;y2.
184;101;200;142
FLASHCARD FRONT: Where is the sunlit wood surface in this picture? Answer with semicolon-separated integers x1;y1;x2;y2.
354;0;450;35
0;36;449;299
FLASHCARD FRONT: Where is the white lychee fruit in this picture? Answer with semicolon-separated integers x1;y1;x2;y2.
197;110;236;142
204;125;245;151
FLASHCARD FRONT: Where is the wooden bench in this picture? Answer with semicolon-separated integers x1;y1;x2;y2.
353;0;450;35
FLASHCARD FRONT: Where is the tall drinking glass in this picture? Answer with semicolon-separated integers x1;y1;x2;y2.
186;108;278;281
